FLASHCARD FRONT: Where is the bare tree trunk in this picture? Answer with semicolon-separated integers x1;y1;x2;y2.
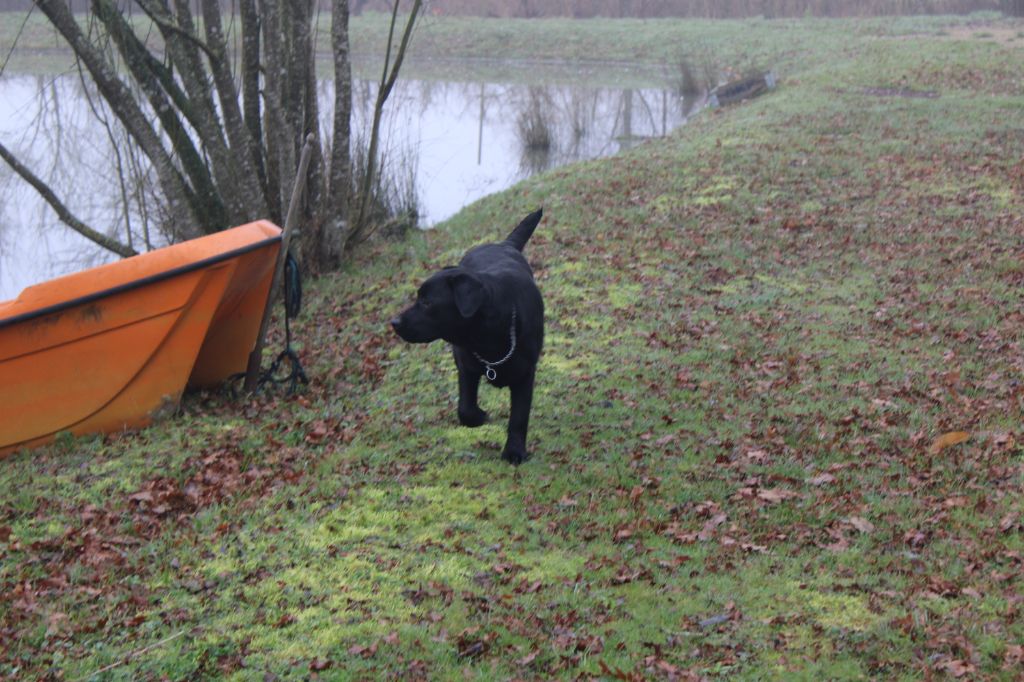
323;0;353;268
294;0;323;220
166;0;253;226
91;0;226;230
239;0;267;200
134;0;251;233
259;0;293;224
200;0;269;222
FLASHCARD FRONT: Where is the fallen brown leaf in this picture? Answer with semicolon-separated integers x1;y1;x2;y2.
935;657;975;677
928;431;969;455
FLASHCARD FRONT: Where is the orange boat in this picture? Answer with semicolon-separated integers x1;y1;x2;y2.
0;220;283;456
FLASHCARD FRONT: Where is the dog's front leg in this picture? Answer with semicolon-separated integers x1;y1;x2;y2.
455;351;488;427
502;372;534;465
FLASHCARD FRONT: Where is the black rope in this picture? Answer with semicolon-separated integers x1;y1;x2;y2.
283;250;302;319
263;251;308;393
228;250;308;396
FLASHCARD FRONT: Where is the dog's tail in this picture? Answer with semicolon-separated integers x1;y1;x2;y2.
504;209;543;252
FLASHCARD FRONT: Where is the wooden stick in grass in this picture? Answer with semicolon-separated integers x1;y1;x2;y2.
244;133;315;392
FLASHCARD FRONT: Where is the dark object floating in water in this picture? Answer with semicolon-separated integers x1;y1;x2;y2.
710;71;777;107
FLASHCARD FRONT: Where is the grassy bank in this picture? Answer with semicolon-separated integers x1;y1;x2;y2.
3;14;1024;681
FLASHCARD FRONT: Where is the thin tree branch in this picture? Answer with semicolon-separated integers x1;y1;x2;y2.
0;140;137;258
379;0;400;95
93;0;206;136
350;0;421;246
0;6;34;79
380;0;420;103
71;49;135;251
132;0;217;61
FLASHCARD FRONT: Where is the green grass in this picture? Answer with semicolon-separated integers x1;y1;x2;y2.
3;12;1024;681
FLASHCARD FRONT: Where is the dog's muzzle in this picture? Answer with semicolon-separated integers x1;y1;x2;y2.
390;315;407;339
390;311;435;344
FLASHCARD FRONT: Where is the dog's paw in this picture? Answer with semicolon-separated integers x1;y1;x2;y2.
458;407;489;428
501;446;530;466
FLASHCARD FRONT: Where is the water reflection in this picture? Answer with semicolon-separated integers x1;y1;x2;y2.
0;68;698;299
346;76;697;226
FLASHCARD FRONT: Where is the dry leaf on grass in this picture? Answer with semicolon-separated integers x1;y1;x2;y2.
928;431;969;455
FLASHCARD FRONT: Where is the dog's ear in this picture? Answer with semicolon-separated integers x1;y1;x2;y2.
451;272;487;318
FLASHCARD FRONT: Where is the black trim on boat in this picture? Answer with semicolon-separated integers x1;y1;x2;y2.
0;234;282;330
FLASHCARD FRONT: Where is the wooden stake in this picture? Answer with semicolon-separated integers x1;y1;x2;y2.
243;133;315;392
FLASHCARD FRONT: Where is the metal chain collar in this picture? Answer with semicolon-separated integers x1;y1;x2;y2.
473;308;517;381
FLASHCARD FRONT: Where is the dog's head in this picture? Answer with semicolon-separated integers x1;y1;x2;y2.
390;267;488;344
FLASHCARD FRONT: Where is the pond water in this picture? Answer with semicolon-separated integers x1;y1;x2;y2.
0;62;700;300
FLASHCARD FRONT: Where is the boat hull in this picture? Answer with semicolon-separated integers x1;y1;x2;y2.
0;221;282;456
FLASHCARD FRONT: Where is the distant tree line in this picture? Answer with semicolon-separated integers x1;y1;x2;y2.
356;0;1016;17
0;0;1019;15
68;0;1004;18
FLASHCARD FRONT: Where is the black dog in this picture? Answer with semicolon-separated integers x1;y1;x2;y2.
390;210;544;465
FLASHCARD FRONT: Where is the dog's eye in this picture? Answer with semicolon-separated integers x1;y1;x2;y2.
420;299;431;309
